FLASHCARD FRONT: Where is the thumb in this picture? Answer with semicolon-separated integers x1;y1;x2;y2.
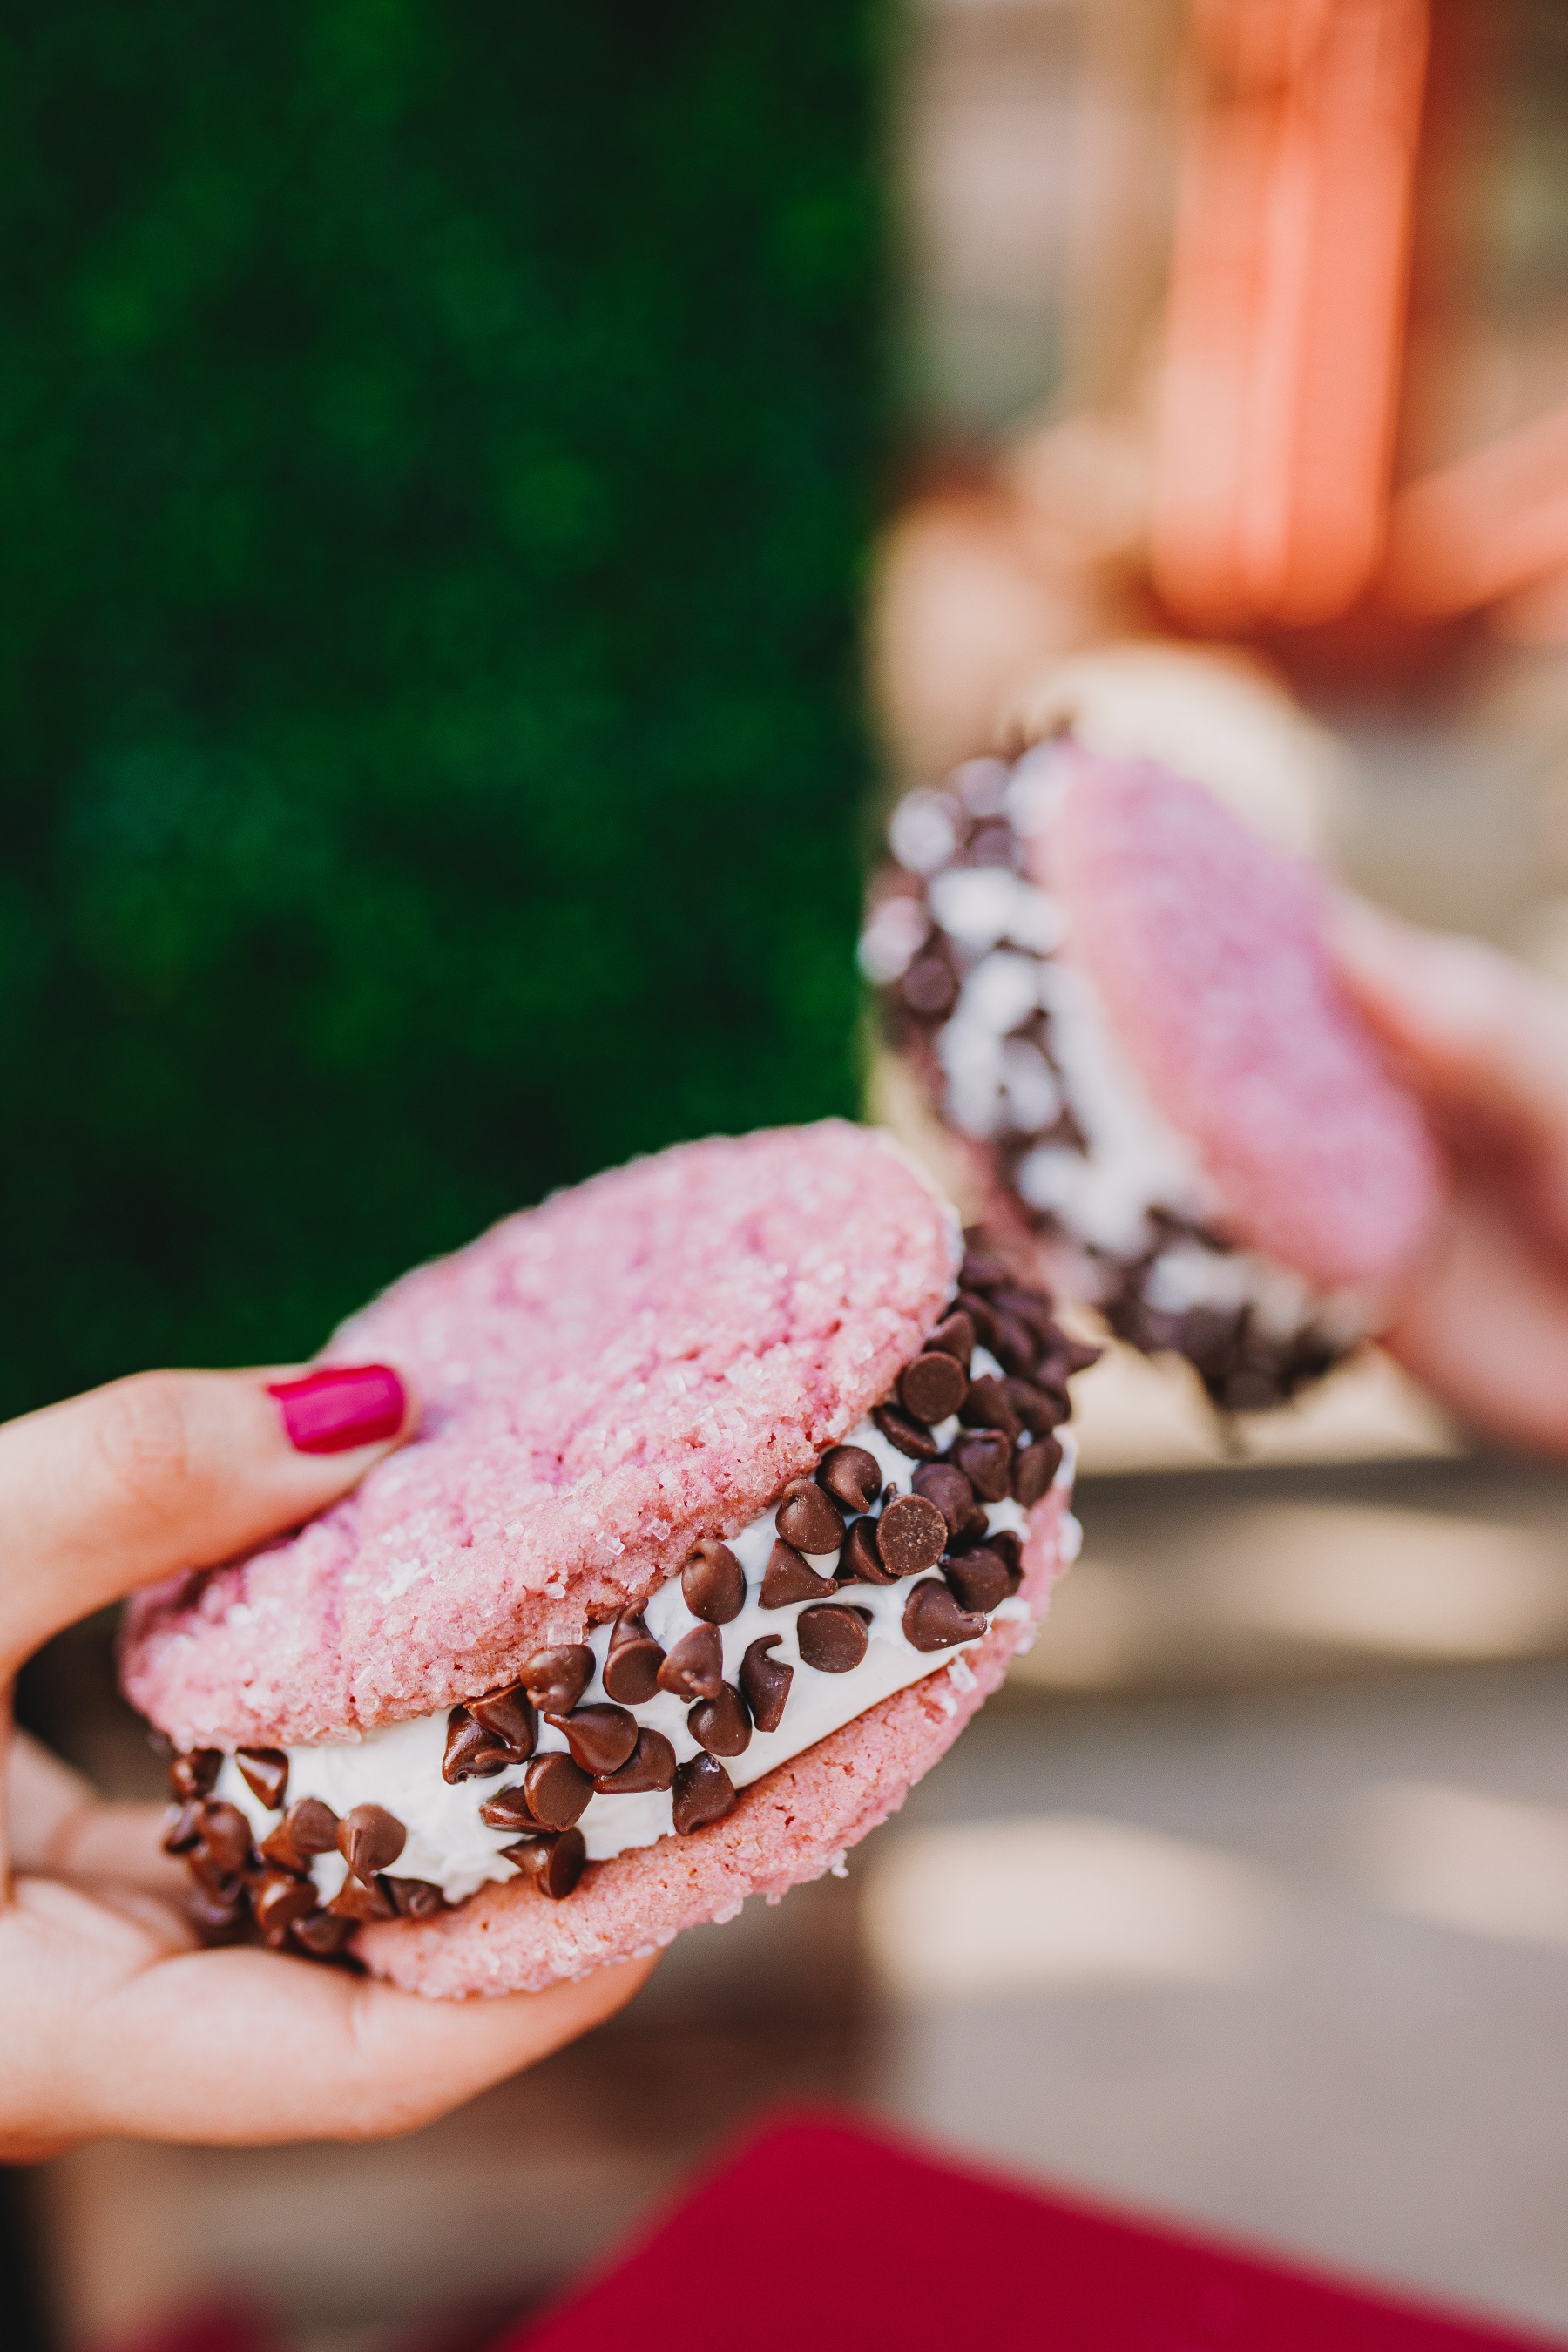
0;1364;416;1673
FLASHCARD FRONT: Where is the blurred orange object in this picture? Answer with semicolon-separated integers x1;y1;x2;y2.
1385;400;1568;622
1151;0;1429;630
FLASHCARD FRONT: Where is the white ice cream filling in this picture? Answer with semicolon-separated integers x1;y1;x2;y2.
220;1373;1078;1905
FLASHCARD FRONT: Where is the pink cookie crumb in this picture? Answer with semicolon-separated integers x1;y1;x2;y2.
1042;756;1443;1291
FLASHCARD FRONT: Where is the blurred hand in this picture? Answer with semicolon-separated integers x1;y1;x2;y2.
1333;896;1568;1454
0;1368;652;2159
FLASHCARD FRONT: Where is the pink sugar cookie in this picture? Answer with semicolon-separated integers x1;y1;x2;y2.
122;1123;961;1750
1042;755;1443;1292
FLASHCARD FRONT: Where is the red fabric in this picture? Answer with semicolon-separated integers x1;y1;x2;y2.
510;2109;1562;2352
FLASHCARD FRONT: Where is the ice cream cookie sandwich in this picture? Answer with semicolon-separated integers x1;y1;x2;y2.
862;749;1442;1413
122;1122;1089;1996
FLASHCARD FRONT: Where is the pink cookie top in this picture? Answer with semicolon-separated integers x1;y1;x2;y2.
121;1122;960;1750
1040;756;1443;1291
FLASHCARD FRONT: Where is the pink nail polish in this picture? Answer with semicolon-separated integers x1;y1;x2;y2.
267;1364;407;1455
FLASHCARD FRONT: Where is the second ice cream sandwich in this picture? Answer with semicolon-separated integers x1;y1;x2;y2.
862;749;1443;1413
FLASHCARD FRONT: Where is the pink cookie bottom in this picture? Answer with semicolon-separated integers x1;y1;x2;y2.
355;1490;1070;1998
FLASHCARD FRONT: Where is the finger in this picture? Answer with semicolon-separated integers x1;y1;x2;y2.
48;1799;190;1898
0;1362;417;1673
1382;1173;1568;1455
1330;894;1568;1159
0;1876;655;2156
6;1730;94;1875
0;1731;159;1886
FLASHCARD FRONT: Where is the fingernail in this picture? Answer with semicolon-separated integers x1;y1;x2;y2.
267;1365;408;1455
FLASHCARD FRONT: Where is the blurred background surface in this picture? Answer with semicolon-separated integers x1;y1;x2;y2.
12;0;1568;2346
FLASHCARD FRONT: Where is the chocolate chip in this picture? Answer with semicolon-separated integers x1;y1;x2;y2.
874;1491;949;1577
524;1751;594;1830
911;1462;975;1538
671;1753;736;1835
1034;1330;1096;1385
688;1681;752;1757
901;955;958;1017
161;1801;202;1855
338;1802;407;1885
656;1621;726;1700
840;1514;899;1586
292;1908;355;1957
775;1478;847;1557
328;1873;396;1923
682;1538;747;1624
872;1402;941;1461
603;1608;666;1703
469;1683;540;1760
1003;1375;1066;1435
989;1528;1025;1592
961;1247;1010;1292
942;1485;992;1543
193;1799;253;1876
960;1373;1020;1440
956;1289;1000;1352
990;1315;1040;1377
992;1281;1053;1332
817;1444;882;1514
1012;1435;1062;1505
259;1820;308;1874
796;1603;869;1673
187;1881;250;1941
479;1785;543;1832
506;1829;586;1900
235;1748;289;1810
1031;1363;1075;1416
1003;1297;1052;1355
260;1796;340;1875
169;1748;222;1801
760;1539;837;1609
740;1635;793;1732
253;1869;320;1948
544;1702;639;1778
286;1797;341;1855
520;1645;595;1714
927;1310;976;1365
944;1548;1011;1614
187;1849;245;1899
384;1876;448;1918
954;1429;1012;1501
593;1727;678;1794
899;1350;968;1424
902;1578;989;1652
970;821;1017;868
443;1707;511;1783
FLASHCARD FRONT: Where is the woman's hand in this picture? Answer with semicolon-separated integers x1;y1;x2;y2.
0;1367;652;2159
1334;896;1568;1455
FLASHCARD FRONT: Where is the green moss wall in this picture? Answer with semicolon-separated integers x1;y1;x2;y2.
0;0;882;1410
